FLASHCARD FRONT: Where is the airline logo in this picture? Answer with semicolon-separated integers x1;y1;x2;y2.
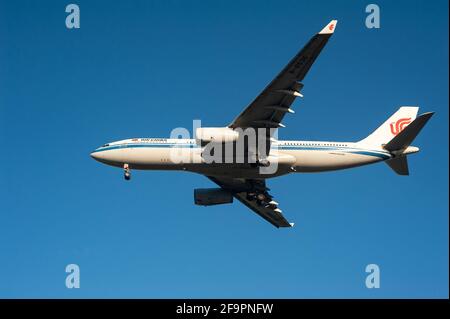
329;24;335;31
390;118;412;135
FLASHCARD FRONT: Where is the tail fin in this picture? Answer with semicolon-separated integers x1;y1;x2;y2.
383;112;434;175
384;112;434;151
359;106;419;147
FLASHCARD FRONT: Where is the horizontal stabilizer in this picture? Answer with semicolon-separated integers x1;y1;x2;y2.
384;112;434;151
385;156;409;175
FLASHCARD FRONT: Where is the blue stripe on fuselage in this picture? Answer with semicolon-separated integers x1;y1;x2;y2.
91;143;391;160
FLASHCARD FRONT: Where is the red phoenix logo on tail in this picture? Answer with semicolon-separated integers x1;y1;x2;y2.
390;117;412;135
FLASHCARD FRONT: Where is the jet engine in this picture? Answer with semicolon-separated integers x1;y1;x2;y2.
195;127;239;144
194;188;233;206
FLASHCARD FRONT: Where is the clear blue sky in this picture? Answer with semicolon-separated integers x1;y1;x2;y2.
0;0;448;298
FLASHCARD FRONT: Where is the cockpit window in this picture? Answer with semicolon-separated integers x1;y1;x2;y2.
102;143;110;147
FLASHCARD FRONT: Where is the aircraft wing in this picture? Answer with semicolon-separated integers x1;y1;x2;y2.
229;20;337;130
207;176;293;228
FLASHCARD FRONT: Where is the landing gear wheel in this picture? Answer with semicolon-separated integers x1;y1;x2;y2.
256;193;269;206
123;164;131;181
257;193;266;201
246;192;257;201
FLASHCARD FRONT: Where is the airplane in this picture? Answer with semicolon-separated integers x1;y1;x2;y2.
91;20;434;228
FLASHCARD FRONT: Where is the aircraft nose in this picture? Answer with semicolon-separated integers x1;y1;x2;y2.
90;151;101;160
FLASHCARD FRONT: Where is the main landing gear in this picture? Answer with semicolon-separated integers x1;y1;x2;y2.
124;164;131;181
246;191;277;208
257;158;270;167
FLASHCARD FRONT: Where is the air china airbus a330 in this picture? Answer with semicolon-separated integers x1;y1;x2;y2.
91;20;433;228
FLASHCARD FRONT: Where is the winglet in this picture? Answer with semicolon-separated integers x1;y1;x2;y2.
319;20;338;34
289;223;295;227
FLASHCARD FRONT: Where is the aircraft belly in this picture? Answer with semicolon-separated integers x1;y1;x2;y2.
185;164;292;179
281;150;383;172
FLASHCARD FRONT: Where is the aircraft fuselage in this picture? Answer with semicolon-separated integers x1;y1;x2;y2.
90;138;392;179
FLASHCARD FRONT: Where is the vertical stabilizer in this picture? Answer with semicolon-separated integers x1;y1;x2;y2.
359;107;418;147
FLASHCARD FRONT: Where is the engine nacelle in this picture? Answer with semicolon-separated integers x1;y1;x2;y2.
194;188;233;206
195;127;239;144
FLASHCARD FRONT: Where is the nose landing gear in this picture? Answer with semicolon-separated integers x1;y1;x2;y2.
124;164;131;181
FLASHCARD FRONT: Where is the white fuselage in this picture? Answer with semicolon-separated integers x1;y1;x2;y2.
90;138;392;179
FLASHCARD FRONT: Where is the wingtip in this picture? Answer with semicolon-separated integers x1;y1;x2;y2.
319;19;338;34
421;111;435;117
289;223;295;227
